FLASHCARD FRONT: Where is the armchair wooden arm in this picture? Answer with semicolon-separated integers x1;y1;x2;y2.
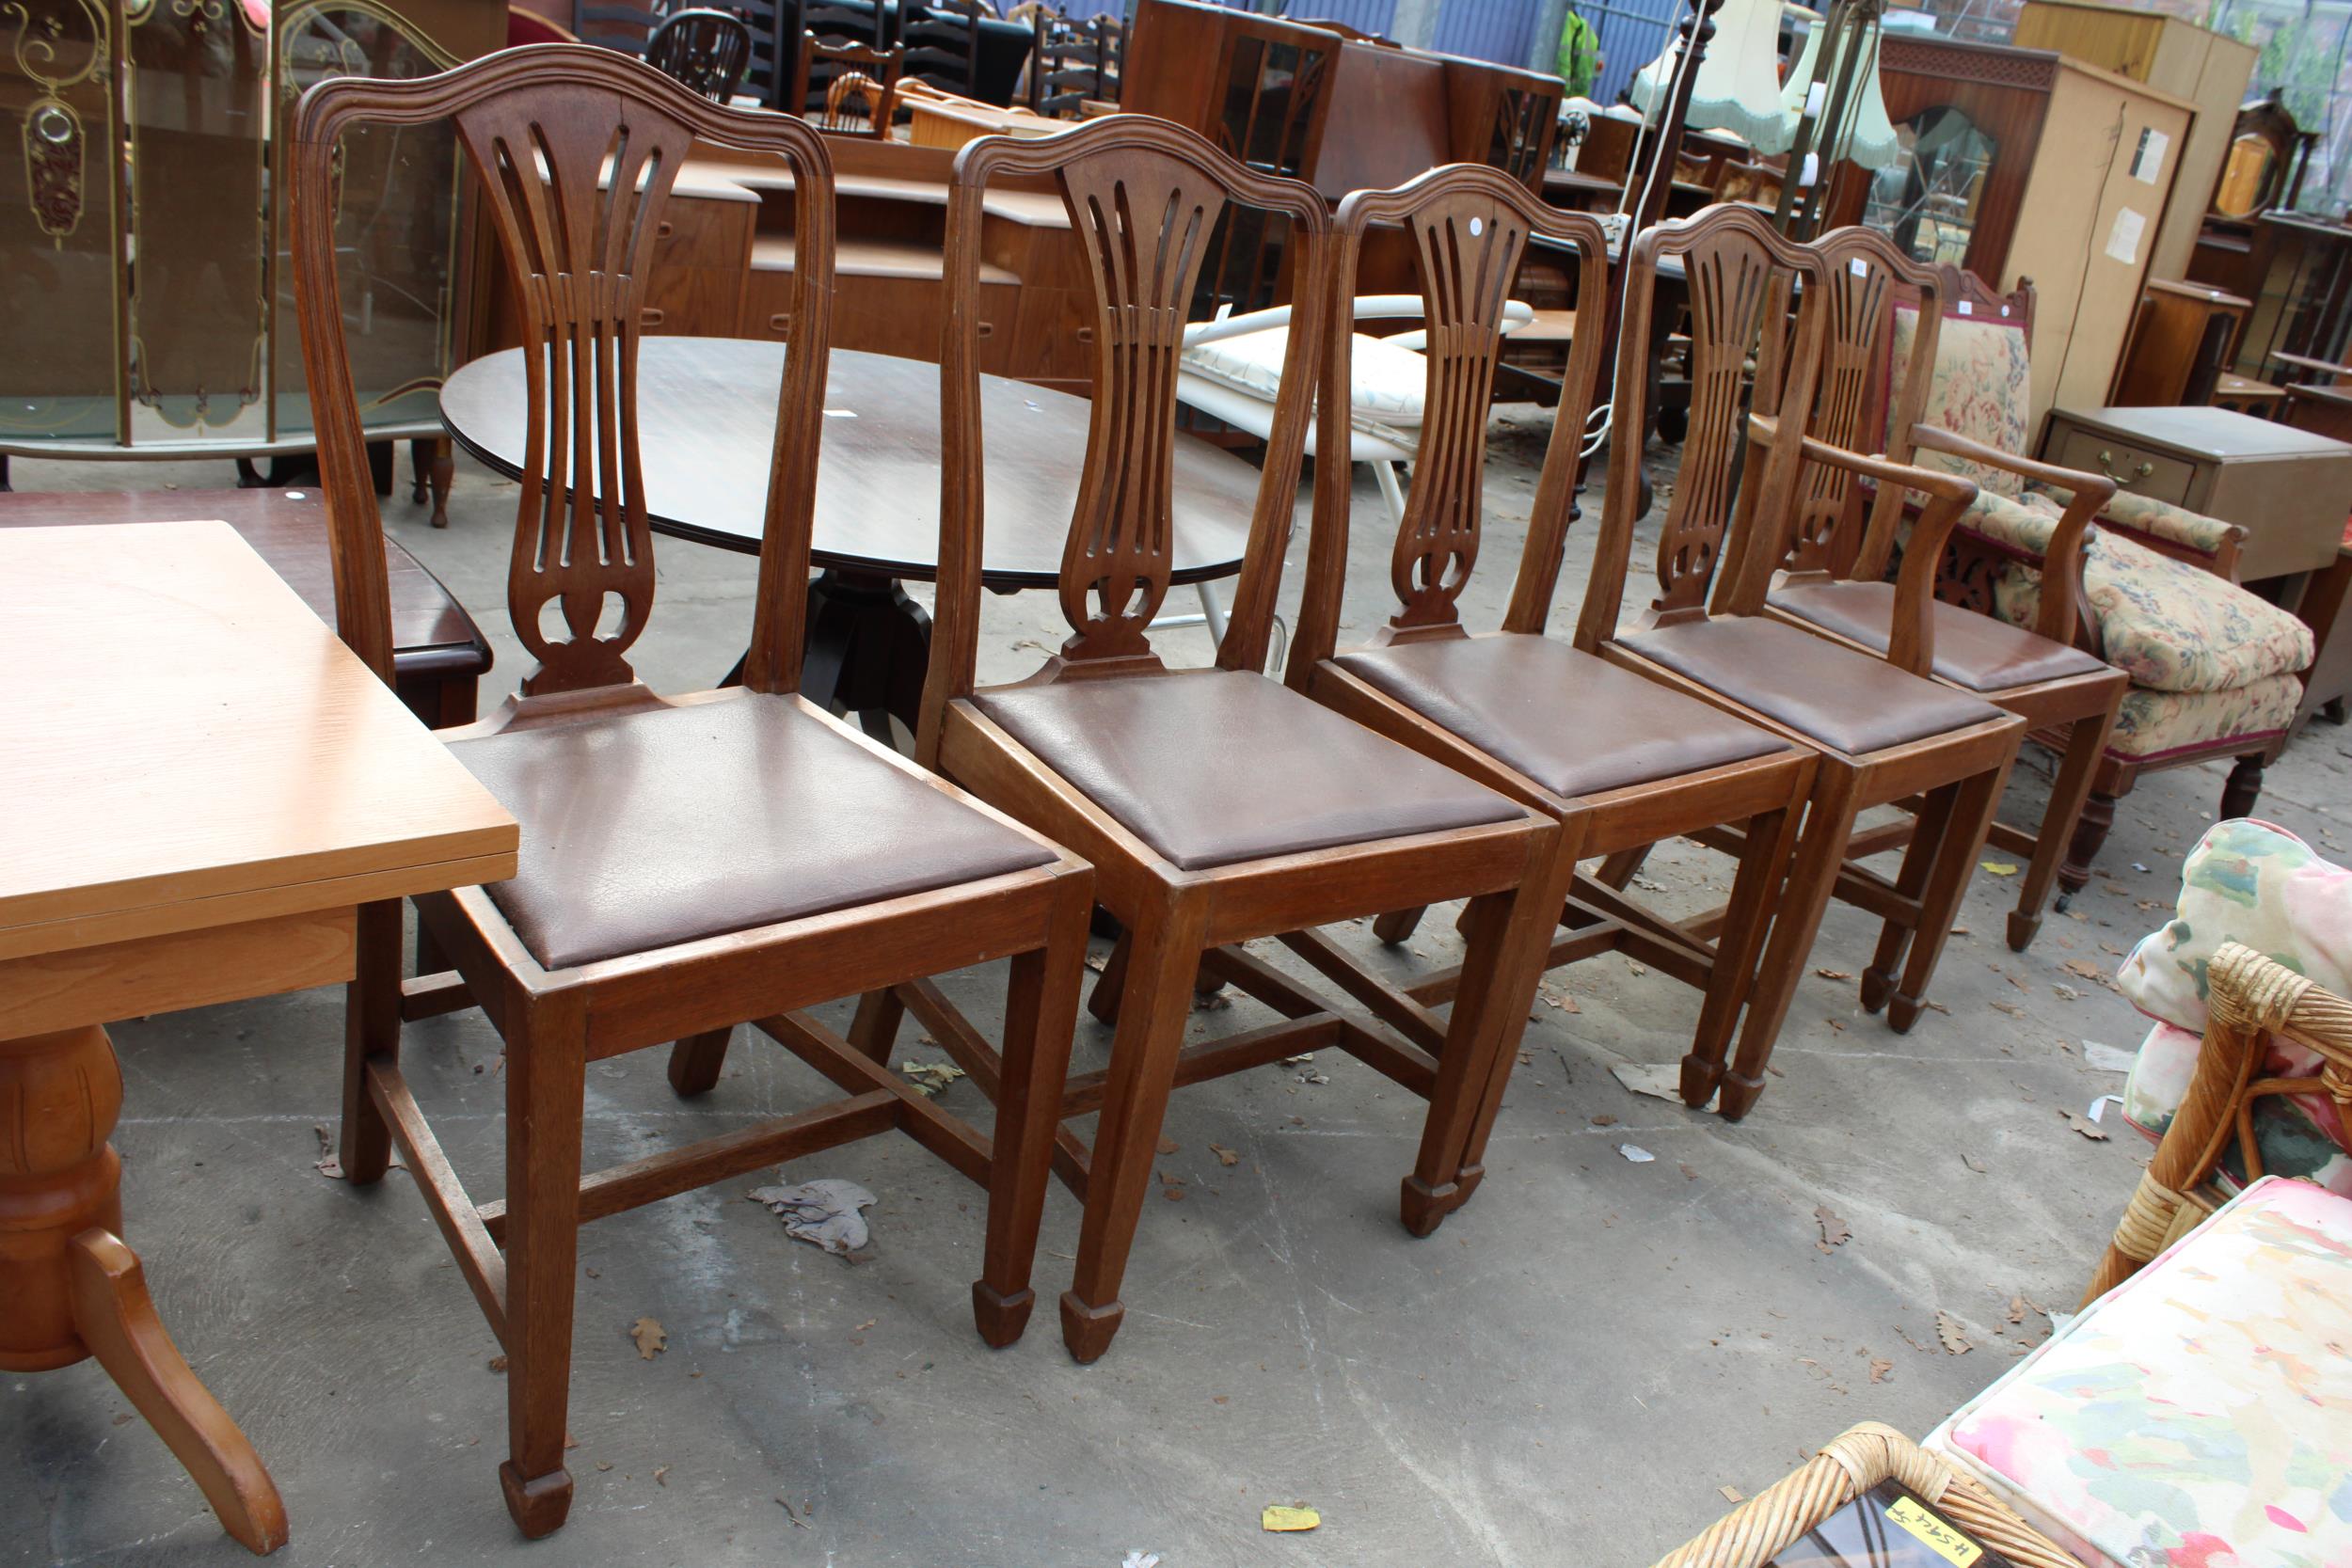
1906;423;2112;651
2084;942;2352;1306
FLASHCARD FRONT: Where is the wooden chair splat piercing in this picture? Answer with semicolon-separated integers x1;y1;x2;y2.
291;45;1091;1540
1281;165;1818;1140
1586;206;2026;1109
852;119;1571;1363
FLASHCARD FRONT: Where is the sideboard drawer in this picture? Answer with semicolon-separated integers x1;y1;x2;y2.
2042;426;2200;507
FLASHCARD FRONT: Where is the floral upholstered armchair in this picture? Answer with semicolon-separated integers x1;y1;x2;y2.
1889;281;2315;898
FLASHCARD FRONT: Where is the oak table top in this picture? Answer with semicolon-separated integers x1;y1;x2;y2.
438;339;1262;587
0;519;516;1556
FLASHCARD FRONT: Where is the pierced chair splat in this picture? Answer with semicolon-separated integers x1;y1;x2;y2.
292;46;1091;1540
1285;166;1817;1140
852;120;1570;1364
1589;206;2026;1103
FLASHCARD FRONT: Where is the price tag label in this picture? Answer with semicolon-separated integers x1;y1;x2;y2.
1888;1496;1982;1566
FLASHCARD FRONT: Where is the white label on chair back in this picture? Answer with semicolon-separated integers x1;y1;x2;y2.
1851;258;1867;277
1958;301;1972;315
1470;216;1483;236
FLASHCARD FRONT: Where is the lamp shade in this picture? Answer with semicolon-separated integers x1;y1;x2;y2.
1629;0;1797;156
1781;10;1901;170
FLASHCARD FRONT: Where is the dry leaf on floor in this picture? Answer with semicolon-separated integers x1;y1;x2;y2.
1935;1311;1973;1354
1209;1143;1240;1167
311;1124;343;1181
1868;1357;1893;1384
2059;1108;2110;1142
1083;953;1107;973
1981;862;2020;877
2061;958;2115;990
1590;1113;1618;1127
1157;1169;1184;1186
1814;968;1852;981
899;1060;966;1097
1611;1059;1714;1109
1961;1152;1987;1174
1679;1164;1699;1181
1262;1506;1320;1533
2007;1294;2028;1324
487;1355;508;1373
631;1317;667;1359
1156;1135;1180;1156
653;1465;671;1487
1814;1205;1851;1253
1718;1485;1744;1503
1990;1000;2026;1019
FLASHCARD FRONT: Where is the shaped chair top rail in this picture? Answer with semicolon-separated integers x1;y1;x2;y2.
1288;163;1610;679
1577;204;1825;656
293;45;835;704
919;115;1331;764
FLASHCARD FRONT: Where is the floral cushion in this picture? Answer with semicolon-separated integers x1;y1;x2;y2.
1994;529;2314;692
1928;1177;2352;1568
1894;303;2033;500
2120;819;2352;1033
2120;1020;2352;1196
1955;488;2063;556
2032;485;2240;560
2102;675;2306;760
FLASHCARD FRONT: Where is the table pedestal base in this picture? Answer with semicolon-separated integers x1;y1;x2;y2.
729;569;932;746
0;1024;288;1555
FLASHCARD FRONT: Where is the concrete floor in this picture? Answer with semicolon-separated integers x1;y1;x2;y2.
5;424;2348;1568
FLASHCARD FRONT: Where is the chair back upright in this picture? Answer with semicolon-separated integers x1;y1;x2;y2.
291;46;836;702
902;0;985;97
1727;224;1945;602
1576;204;1824;655
646;8;755;100
918;116;1330;763
1287;164;1609;680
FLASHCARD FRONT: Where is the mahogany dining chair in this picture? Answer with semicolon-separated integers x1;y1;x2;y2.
292;46;1090;1538
1281;165;1819;1134
1583;206;2026;1110
1730;227;2128;963
850;118;1571;1362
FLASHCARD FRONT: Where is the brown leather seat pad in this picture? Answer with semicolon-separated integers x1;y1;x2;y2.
450;694;1055;969
973;669;1523;872
1770;579;2106;693
1335;633;1791;800
1620;616;2005;756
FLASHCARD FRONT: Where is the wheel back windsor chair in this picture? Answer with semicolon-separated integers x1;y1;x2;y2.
292;45;1091;1538
852;119;1570;1362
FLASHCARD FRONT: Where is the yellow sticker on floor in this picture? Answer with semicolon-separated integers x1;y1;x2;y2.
1980;862;2020;876
1262;1505;1321;1532
1887;1496;1981;1565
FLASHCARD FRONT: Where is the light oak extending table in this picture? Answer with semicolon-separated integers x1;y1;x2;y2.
0;520;516;1553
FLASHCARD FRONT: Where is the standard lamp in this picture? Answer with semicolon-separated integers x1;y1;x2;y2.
1772;0;1901;237
1628;0;1799;155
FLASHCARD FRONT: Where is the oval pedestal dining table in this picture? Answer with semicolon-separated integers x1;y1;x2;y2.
440;339;1263;743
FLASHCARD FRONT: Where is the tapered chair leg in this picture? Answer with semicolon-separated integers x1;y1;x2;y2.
848;988;908;1063
1060;900;1207;1364
498;991;587;1540
2058;789;2117;907
1086;931;1131;1025
341;900;405;1185
1716;768;1860;1119
975;879;1089;1348
1887;755;2014;1033
1859;784;1959;1017
1370;907;1427;945
1681;803;1803;1107
664;1028;733;1097
1412;832;1574;1233
2009;706;2112;951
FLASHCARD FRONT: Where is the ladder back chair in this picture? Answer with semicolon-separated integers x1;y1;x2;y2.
569;0;663;54
901;0;984;97
1737;230;2128;956
1588;206;2026;1103
645;7;755;99
1285;165;1818;1135
855;118;1568;1363
790;0;884;109
292;46;1091;1539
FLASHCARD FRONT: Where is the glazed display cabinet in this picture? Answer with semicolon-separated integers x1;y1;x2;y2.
0;0;498;469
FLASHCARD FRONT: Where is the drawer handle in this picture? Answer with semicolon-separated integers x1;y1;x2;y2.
769;311;792;333
977;321;994;340
2095;448;2154;485
1074;325;1095;344
639;307;664;327
655;220;675;240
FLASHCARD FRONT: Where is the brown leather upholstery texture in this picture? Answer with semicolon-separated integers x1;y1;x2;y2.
0;488;489;675
452;693;1055;968
1620;616;2007;756
1335;633;1792;800
1769;579;2107;693
973;669;1524;871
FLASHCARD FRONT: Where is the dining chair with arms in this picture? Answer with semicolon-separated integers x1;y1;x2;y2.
1283;166;1819;1135
292;46;1091;1538
646;7;755;99
851;119;1570;1362
1734;227;2131;958
1587;207;2026;1094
